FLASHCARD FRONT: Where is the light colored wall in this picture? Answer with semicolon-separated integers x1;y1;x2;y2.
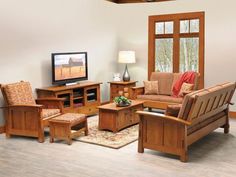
1;0;236;126
0;0;118;125
115;0;236;111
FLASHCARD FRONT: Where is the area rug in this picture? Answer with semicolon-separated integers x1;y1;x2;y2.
75;116;139;149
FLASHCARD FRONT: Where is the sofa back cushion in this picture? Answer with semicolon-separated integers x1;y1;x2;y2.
150;72;173;95
3;81;36;105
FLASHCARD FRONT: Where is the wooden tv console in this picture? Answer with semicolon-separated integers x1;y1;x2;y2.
36;81;102;116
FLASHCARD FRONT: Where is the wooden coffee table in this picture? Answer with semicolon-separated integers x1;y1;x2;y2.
98;100;144;132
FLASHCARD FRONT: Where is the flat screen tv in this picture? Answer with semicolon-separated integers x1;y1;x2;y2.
52;52;88;85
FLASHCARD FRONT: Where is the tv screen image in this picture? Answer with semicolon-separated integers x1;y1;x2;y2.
52;52;88;85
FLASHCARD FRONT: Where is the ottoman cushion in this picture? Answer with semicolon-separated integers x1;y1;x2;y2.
50;113;86;126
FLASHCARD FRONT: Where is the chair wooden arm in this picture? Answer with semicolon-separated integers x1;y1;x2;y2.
130;86;145;99
36;98;64;111
36;98;65;101
136;111;191;125
7;104;43;108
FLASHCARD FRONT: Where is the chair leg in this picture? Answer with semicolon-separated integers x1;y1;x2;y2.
67;125;72;145
84;119;88;136
38;126;45;143
180;151;188;162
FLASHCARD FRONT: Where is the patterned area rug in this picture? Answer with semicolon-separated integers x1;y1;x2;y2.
75;116;139;149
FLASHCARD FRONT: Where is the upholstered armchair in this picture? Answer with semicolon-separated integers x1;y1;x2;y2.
0;81;64;143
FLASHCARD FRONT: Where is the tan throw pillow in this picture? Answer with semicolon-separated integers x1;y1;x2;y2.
144;81;159;95
178;82;194;97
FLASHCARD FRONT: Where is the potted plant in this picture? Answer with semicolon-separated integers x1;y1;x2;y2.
114;96;131;107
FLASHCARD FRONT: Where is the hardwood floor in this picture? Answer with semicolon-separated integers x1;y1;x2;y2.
1;117;236;177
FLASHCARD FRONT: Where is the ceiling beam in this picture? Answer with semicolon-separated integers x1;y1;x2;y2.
106;0;173;3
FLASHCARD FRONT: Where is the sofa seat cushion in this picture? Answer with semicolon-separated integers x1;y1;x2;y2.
137;94;183;103
42;109;61;119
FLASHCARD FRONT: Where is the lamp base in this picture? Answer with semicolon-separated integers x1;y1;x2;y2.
123;64;130;82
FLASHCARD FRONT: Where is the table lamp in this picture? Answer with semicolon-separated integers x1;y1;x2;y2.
118;51;136;82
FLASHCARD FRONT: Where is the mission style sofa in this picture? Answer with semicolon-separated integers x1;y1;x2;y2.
137;82;236;162
131;72;199;109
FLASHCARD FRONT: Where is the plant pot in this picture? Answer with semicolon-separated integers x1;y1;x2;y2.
116;102;131;107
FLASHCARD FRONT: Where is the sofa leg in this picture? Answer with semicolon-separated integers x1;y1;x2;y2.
138;137;144;153
5;133;11;138
38;136;45;143
224;124;230;134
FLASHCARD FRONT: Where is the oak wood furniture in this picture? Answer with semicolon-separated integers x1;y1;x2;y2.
0;126;5;134
131;72;199;110
98;100;144;132
148;12;205;88
137;82;236;162
0;81;63;143
49;113;88;145
108;81;137;101
36;81;101;116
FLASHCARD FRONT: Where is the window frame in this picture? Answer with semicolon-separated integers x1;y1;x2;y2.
148;12;205;88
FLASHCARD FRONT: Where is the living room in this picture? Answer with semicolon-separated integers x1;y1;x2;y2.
1;0;236;176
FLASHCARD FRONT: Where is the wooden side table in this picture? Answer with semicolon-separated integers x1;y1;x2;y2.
108;81;137;101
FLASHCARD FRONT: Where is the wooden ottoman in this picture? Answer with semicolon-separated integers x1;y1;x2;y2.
49;113;88;145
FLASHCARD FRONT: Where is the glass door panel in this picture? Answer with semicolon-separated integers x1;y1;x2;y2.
155;38;173;72
179;37;199;72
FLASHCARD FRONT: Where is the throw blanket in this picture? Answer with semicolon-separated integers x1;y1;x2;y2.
172;71;196;97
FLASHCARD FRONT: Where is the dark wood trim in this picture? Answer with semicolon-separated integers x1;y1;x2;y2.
0;125;5;134
148;16;156;80
148;12;205;88
107;0;173;3
229;111;236;119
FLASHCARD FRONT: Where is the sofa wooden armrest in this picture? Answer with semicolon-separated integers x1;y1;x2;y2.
131;86;145;99
137;110;189;162
137;111;191;125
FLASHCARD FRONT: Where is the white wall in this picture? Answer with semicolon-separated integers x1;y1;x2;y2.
1;0;236;126
115;0;236;111
0;0;118;125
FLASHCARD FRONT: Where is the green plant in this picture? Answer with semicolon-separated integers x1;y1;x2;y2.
113;96;131;105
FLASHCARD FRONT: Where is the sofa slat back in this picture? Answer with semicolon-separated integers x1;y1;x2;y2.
186;82;236;123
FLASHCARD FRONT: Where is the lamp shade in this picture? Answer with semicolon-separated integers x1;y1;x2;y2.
118;51;136;63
